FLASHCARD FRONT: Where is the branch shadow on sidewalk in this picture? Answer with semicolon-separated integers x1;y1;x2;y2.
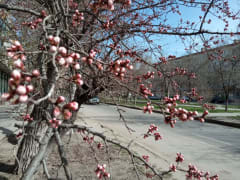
0;162;15;174
0;127;18;145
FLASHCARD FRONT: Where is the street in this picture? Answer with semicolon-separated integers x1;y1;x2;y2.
79;104;240;180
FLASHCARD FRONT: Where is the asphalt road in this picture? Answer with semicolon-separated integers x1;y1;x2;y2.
79;104;240;180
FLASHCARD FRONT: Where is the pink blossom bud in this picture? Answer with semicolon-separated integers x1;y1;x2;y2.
1;93;10;101
58;46;67;55
88;58;93;64
20;54;26;61
19;95;28;103
75;74;82;79
13;60;24;69
75;79;83;86
48;35;54;41
53;36;60;44
56;96;65;104
63;109;72;120
74;53;80;59
32;69;40;77
69;101;79;111
59;57;66;65
25;76;32;82
74;63;80;70
193;111;198;116
50;46;57;52
66;56;73;64
81;57;87;62
26;85;34;92
14;40;21;47
11;69;21;80
53;107;61;117
200;118;205;123
7;52;14;58
203;110;209;116
16;85;27;95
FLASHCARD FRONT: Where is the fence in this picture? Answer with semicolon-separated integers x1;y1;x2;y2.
0;71;9;95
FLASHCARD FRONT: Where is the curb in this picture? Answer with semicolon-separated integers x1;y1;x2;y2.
103;102;240;129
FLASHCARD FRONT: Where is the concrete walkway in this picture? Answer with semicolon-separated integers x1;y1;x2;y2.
0;105;20;140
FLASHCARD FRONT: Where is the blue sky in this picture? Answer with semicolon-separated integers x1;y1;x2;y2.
144;0;240;59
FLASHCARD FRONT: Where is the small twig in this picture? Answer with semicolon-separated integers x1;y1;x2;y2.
58;123;163;179
42;159;51;179
0;4;41;16
54;130;72;180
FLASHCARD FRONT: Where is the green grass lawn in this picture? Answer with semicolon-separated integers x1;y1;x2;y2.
101;98;240;113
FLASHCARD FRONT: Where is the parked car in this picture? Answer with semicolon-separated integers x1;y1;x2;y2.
210;95;234;104
148;96;161;100
87;96;100;104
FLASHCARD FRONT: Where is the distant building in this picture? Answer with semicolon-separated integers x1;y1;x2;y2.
167;41;240;103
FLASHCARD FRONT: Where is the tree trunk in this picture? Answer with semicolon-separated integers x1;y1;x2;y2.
15;104;50;175
225;95;229;112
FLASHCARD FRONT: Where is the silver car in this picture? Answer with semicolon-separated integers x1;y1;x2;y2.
88;97;100;104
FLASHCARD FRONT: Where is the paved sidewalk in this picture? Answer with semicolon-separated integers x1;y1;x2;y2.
0;105;20;141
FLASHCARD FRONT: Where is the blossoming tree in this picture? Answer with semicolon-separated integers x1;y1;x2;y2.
0;0;239;179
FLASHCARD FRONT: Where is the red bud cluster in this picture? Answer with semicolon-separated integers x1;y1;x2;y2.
139;84;153;98
22;18;43;29
90;0;131;13
62;101;79;120
175;67;187;75
144;124;162;141
95;164;110;179
83;136;94;144
97;143;104;149
186;164;219;180
56;96;65;104
142;155;149;162
169;164;177;172
143;71;155;79
53;98;79;121
103;20;114;30
191;88;198;96
81;49;97;65
56;49;81;69
7;40;25;61
136;71;155;82
163;95;200;127
1;67;39;104
72;74;83;86
143;102;154;114
16;131;23;138
159;57;167;64
23;114;33;122
49;118;62;128
203;103;215;110
176;152;184;163
69;0;78;9
91;0;115;11
22;10;46;29
72;10;84;26
110;59;133;79
48;35;61;53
